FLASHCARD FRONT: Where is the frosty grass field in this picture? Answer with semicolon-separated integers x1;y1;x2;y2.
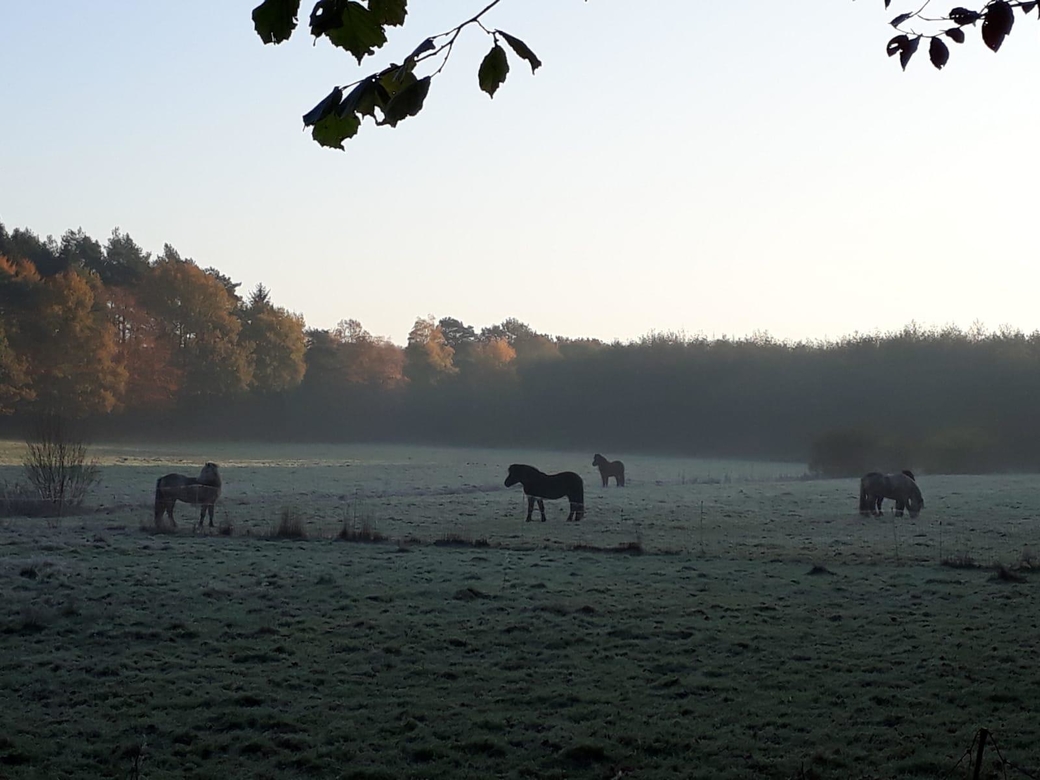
2;441;1039;779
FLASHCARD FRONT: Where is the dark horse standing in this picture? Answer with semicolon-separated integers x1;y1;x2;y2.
504;464;585;522
592;454;625;487
859;470;923;518
155;462;223;529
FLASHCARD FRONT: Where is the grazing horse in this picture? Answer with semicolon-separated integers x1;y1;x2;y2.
592;454;625;487
504;464;585;522
154;462;222;529
859;470;923;518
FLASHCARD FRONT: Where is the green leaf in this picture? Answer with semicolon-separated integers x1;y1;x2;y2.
338;78;376;118
944;27;966;43
899;35;920;70
302;87;343;126
252;0;301;44
311;111;361;150
886;34;909;56
378;63;417;99
981;0;1014;52
498;31;542;73
310;0;346;36
328;2;388;63
928;36;950;69
949;7;981;25
369;0;407;27
478;44;509;98
381;76;432;127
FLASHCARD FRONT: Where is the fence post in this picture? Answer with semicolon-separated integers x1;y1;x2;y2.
972;727;989;780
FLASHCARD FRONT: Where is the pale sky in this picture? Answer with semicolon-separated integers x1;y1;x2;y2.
2;2;1038;345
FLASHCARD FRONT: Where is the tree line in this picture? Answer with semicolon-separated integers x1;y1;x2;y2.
2;219;1038;474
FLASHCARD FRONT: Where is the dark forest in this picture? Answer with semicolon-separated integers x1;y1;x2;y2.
1;219;1035;475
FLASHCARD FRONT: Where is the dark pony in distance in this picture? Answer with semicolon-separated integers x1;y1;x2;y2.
504;464;585;522
155;462;223;529
592;454;625;487
859;470;923;518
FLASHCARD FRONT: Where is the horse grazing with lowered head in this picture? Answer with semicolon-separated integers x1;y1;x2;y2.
155;462;222;530
504;464;584;522
592;454;625;487
859;470;923;518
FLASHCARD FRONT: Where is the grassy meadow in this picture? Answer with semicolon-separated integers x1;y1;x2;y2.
1;441;1039;779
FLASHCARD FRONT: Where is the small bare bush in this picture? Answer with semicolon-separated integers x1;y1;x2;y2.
22;415;100;516
271;506;306;539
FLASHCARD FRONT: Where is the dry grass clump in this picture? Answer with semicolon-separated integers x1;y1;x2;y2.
572;540;643;555
1019;546;1037;570
940;553;980;569
434;533;489;548
991;564;1027;583
338;518;386;543
0;482;53;518
270;506;306;539
217;507;233;536
140;514;177;535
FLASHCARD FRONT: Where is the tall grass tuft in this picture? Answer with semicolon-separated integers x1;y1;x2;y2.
338;518;386;543
271;506;306;539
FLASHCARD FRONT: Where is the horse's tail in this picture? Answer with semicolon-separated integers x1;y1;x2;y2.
154;478;163;521
858;478;869;513
618;462;625;487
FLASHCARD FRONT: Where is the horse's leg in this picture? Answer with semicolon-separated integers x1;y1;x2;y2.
572;501;584;522
895;499;905;517
525;495;535;522
207;503;215;527
537;499;546;522
601;471;607;488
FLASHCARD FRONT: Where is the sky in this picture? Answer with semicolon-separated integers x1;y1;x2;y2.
2;1;1039;346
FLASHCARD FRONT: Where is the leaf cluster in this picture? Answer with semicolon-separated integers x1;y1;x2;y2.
884;0;1036;70
252;0;540;149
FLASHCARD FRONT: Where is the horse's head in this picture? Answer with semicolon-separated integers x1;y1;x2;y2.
592;454;604;467
504;464;523;488
200;462;221;486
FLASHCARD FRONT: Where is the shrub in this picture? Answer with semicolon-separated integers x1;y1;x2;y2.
22;414;100;516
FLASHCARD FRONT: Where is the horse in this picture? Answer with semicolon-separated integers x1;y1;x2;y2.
504;464;585;522
592;454;625;487
154;462;222;529
859;470;923;518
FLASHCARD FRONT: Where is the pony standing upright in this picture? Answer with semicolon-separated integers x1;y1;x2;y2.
859;470;923;518
592;454;625;487
504;464;585;522
155;462;223;529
